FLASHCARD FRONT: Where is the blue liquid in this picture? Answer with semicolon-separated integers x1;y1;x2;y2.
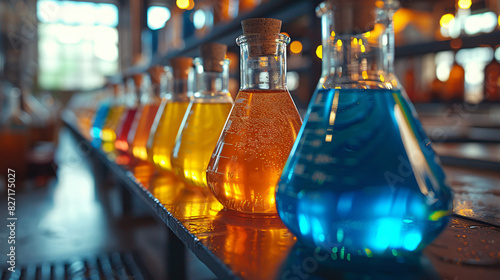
90;101;110;147
277;89;453;257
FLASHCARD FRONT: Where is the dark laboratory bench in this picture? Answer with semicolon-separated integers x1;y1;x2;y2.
61;110;500;280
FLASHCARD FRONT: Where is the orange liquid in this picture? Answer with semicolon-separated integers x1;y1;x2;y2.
206;89;302;214
128;104;160;161
150;101;190;171
0;131;29;181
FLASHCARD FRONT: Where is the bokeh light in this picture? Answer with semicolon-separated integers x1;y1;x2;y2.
147;6;171;30
176;0;189;9
440;14;454;28
316;45;322;59
458;0;472;10
290;41;303;54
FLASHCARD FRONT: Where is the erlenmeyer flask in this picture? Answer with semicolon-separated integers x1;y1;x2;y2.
171;43;233;187
442;55;465;103
128;66;171;161
101;82;126;147
276;0;453;257
148;57;193;172
484;47;500;101
206;19;302;214
90;86;112;143
21;87;51;145
115;75;143;152
0;87;31;181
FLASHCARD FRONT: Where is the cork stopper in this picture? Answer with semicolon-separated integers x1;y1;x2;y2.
112;84;121;96
242;18;282;36
241;18;283;56
200;43;227;72
331;0;377;35
170;57;193;80
132;73;143;88
148;65;166;85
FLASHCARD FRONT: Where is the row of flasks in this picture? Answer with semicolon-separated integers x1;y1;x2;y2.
74;15;453;258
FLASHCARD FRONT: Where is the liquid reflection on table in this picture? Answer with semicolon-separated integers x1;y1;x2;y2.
133;145;500;280
203;212;295;279
279;244;440;280
148;172;296;279
131;161;156;188
149;172;223;233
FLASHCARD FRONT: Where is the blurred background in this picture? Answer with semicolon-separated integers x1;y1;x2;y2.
0;0;499;279
1;0;500;184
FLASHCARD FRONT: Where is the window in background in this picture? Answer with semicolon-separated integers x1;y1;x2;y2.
37;0;119;90
456;47;494;103
147;6;171;30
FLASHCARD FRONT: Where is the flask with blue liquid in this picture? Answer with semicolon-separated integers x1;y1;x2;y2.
276;0;453;257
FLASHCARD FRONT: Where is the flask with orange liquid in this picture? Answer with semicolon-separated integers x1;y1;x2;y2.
171;43;233;187
148;57;193;172
484;47;500;102
128;66;171;161
206;19;302;214
0;87;31;181
442;53;465;103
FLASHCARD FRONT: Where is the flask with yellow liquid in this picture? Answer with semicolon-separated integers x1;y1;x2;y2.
100;82;127;150
171;43;233;187
148;57;193;172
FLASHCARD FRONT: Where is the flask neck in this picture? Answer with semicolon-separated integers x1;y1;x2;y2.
196;71;229;95
139;75;159;104
171;78;192;102
238;35;289;91
150;66;172;100
318;0;398;89
2;88;30;127
151;83;161;98
194;58;230;98
8;89;22;117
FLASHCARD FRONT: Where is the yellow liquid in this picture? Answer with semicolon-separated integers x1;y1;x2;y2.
171;102;232;187
101;105;125;143
150;101;190;171
146;99;168;162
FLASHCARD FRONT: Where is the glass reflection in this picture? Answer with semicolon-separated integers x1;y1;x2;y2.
200;211;296;279
131;161;156;189
279;243;440;280
149;172;223;230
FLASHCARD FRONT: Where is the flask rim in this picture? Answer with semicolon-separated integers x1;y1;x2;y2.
315;0;400;17
236;33;290;46
193;57;230;69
